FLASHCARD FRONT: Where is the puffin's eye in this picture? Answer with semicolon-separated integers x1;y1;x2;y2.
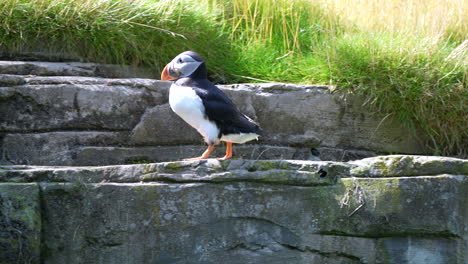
178;58;183;63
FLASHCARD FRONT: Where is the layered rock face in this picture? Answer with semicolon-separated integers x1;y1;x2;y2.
1;156;467;264
0;61;429;166
1;61;466;264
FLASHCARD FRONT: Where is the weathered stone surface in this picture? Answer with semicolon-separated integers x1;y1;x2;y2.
376;237;464;264
350;155;468;177
1;156;466;263
0;74;26;86
316;147;377;162
0;60;157;78
0;183;41;264
0;82;162;131
2;155;466;184
1;130;372;165
2;131;311;165
2;132;131;165
74;145;312;166
36;174;468;264
0;61;99;76
129;103;200;145
0;159;345;186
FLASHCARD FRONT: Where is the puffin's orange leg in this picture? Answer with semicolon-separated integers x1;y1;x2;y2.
184;144;215;161
219;142;233;160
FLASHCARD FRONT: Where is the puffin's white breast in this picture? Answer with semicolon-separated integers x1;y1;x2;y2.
169;84;220;144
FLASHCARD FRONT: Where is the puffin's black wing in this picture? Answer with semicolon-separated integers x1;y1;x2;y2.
184;79;263;137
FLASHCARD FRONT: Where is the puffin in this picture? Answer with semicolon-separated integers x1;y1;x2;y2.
161;51;264;160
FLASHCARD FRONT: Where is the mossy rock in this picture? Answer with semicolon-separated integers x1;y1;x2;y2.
0;183;41;264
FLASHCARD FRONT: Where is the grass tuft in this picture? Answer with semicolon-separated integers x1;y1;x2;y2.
320;33;466;155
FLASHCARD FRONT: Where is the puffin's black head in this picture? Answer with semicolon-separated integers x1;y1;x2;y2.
161;51;207;81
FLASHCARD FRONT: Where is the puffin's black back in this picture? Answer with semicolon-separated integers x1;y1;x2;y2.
175;77;263;138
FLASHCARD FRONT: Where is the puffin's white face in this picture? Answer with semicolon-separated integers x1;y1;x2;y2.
161;53;202;80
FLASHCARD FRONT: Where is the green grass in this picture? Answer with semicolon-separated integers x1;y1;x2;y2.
0;0;237;77
319;33;466;156
0;0;466;156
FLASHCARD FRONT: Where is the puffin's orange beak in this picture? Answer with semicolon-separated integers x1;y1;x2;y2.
161;64;174;81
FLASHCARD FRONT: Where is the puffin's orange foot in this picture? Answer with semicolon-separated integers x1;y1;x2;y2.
217;151;232;160
184;145;215;161
217;142;233;160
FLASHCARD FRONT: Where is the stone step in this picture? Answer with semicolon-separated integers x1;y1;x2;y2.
1;129;380;165
2;155;466;183
0;60;157;78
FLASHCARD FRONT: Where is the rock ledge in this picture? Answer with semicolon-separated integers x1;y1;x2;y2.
1;155;467;264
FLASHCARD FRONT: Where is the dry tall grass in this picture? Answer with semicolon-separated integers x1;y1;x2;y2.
325;0;467;41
